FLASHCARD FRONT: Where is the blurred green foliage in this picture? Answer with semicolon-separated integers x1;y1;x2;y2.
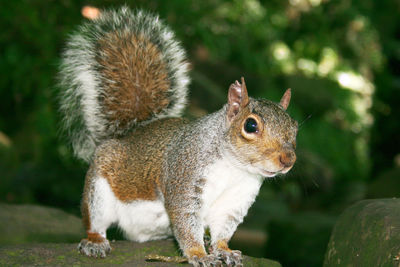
0;0;399;266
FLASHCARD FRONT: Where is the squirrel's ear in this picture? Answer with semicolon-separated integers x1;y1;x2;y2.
227;77;249;122
279;88;291;111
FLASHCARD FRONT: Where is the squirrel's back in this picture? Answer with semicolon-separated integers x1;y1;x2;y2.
58;6;190;162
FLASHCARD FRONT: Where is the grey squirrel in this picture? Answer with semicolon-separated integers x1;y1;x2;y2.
58;6;298;267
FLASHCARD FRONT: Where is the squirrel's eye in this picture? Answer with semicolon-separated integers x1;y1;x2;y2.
244;118;258;133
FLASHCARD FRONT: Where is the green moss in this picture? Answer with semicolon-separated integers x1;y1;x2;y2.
6;251;17;257
243;256;282;267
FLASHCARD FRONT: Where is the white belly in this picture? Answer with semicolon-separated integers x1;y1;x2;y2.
115;199;172;242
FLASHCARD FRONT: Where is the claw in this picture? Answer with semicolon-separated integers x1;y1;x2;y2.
189;254;223;267
213;249;243;267
78;238;111;258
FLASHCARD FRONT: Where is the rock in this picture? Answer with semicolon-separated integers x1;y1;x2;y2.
0;203;84;245
324;198;400;267
0;203;281;266
0;240;281;266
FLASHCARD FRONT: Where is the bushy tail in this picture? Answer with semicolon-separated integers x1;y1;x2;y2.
58;6;190;162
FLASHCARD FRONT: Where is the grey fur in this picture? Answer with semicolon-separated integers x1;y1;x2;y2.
162;110;226;252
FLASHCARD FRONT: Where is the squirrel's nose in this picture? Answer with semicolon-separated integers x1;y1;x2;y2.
279;151;296;168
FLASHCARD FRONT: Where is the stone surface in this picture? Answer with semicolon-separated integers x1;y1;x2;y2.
324;198;400;267
0;240;281;266
0;203;84;245
0;203;281;266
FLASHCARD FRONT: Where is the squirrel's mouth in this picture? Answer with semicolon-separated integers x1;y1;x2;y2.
260;170;278;177
260;165;293;177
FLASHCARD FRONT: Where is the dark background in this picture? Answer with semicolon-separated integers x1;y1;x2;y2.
0;0;399;266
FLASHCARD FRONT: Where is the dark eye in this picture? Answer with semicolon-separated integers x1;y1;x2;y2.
244;118;258;133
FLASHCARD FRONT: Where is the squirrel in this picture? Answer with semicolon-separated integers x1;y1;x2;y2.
58;6;298;267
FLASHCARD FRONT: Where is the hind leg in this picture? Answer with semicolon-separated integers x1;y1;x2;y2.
78;171;117;258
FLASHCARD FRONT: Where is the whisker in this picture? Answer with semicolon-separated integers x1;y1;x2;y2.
299;114;312;128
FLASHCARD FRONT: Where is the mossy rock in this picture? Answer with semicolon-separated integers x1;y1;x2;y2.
0;240;281;266
0;203;281;266
0;203;84;245
324;198;400;267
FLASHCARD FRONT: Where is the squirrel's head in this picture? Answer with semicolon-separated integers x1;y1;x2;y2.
224;77;298;178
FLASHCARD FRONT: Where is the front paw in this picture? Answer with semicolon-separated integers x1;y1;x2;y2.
213;249;242;267
78;238;111;258
189;254;223;267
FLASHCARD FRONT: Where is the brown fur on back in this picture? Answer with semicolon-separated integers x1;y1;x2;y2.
94;118;187;202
